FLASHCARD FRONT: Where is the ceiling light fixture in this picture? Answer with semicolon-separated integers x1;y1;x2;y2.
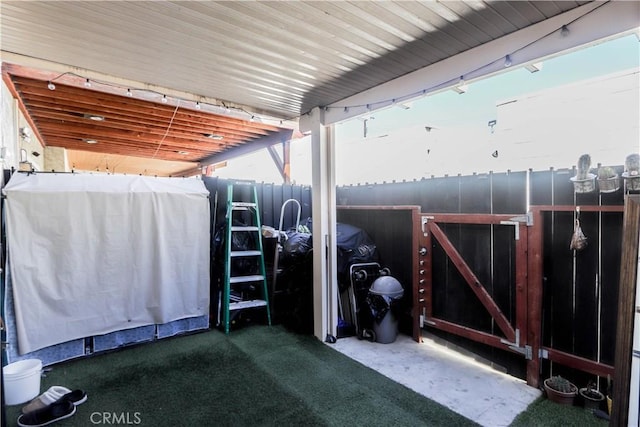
126;89;133;97
83;138;98;144
504;55;512;68
47;81;56;90
84;113;105;121
177;151;189;155
161;95;168;103
84;78;91;88
560;25;570;37
204;133;224;140
195;101;201;110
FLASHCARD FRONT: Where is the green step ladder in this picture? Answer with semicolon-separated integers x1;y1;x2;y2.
222;180;271;334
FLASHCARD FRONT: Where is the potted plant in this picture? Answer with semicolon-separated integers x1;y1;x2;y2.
544;375;578;405
570;154;596;193
597;166;620;193
579;380;605;411
622;153;640;191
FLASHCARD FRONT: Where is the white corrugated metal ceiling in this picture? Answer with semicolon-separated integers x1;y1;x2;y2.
1;1;593;121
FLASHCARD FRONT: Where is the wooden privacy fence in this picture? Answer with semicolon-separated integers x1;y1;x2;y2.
207;167;631;387
335;168;628;387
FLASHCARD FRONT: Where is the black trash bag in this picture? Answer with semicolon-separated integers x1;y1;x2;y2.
276;249;314;334
282;230;312;260
300;218;378;292
213;220;258;278
335;221;379;275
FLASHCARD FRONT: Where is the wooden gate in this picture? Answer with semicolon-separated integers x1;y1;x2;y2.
415;213;535;382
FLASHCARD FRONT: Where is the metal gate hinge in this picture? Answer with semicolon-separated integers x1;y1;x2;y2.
509;212;533;226
523;345;533;360
507;344;532;360
500;329;532;360
421;216;433;236
502;341;532;359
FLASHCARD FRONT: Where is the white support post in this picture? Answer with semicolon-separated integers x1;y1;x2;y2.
309;107;338;341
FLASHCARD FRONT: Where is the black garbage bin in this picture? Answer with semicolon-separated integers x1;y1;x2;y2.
367;276;404;344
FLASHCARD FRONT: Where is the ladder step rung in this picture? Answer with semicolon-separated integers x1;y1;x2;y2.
232;202;257;208
230;180;256;186
229;300;268;310
231;250;262;257
230;275;265;283
231;226;259;232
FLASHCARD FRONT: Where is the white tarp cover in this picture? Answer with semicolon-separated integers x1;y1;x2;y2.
3;173;211;354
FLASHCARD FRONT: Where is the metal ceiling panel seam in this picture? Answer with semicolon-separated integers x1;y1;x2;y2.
1;1;593;120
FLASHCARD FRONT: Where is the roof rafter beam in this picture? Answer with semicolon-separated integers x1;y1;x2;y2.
199;128;294;167
266;139;291;183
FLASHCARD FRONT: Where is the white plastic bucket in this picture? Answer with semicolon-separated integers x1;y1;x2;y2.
2;359;43;405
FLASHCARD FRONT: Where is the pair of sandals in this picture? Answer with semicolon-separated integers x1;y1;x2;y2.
17;386;87;427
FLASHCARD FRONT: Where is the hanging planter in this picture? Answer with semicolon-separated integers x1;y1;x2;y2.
622;153;640;191
570;154;596;193
597;166;620;193
623;173;640;191
571;174;596;193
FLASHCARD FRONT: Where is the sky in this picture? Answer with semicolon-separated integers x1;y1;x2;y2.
213;32;640;185
338;32;640;138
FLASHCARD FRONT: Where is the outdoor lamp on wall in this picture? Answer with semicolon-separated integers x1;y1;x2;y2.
19;127;31;143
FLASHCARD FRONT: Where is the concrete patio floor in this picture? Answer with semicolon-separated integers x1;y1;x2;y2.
330;332;541;427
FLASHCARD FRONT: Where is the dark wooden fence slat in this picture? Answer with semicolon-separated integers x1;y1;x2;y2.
530;170;553;206
600;211;623;366
573;211;599;362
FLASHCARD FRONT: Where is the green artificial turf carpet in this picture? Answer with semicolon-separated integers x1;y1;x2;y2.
4;326;478;426
510;396;609;427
